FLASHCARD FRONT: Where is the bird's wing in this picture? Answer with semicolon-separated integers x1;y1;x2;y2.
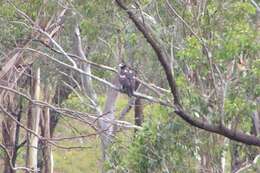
119;74;131;87
126;69;136;87
126;69;134;78
119;68;136;97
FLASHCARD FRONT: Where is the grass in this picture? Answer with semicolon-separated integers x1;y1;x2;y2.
0;94;158;172
52;94;134;172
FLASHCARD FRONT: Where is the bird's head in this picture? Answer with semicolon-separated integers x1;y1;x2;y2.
118;63;127;69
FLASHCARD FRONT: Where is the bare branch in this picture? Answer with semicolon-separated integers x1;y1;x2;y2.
18;47;172;107
234;154;260;173
37;38;171;95
251;0;260;11
115;0;260;146
0;84;141;130
115;0;181;106
0;143;32;172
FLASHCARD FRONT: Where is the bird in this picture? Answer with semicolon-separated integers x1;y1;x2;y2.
118;63;136;97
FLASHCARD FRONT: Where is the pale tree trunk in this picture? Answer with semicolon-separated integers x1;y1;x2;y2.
41;107;53;173
252;111;260;136
0;2;66;172
40;86;54;173
221;133;230;173
73;22;110;172
253;1;260;137
100;77;120;161
73;20;124;168
73;24;99;106
199;151;213;173
99;33;124;164
26;68;41;172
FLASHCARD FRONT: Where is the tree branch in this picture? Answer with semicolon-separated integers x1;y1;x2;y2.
0;143;32;172
115;0;181;106
115;0;260;146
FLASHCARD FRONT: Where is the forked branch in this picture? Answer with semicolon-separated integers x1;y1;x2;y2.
115;0;260;146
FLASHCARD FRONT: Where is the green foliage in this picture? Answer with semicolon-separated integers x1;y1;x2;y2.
76;0;114;42
215;1;257;61
80;19;99;41
252;59;260;77
0;3;16;18
224;96;254;131
177;36;203;69
0;0;55;49
0;2;27;48
216;23;256;61
107;105;196;173
0;149;4;158
62;93;93;113
231;1;256;17
0;0;259;172
128;33;138;46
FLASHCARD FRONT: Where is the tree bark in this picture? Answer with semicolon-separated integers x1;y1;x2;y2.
11;102;23;171
41;105;53;173
199;152;213;173
99;32;124;164
230;143;245;173
115;0;260;146
1;109;16;173
0;4;67;172
134;97;143;127
100;77;120;161
0;90;21;173
26;68;41;172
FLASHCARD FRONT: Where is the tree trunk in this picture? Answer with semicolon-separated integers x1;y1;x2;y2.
134;97;143;127
230;143;246;173
41;105;53;173
26;68;41;172
100;77;120;161
1;111;16;173
1;91;20;173
199;151;213;173
99;32;123;164
11;102;23;171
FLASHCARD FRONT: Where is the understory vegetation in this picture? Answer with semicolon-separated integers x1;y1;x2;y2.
0;0;260;173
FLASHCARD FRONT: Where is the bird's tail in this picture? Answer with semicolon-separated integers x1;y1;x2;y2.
127;88;134;97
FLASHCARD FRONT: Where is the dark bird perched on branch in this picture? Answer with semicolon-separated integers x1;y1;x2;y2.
118;63;136;97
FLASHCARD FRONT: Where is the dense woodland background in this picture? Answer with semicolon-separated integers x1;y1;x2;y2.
0;0;259;172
